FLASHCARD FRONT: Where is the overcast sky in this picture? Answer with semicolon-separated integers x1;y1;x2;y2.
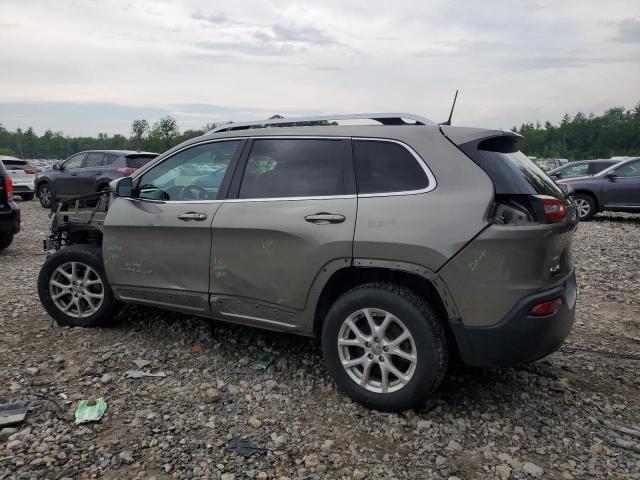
1;0;639;136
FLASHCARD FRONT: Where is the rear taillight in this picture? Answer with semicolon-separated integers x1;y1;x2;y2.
117;167;136;175
537;195;566;221
4;176;13;200
530;297;563;316
24;168;36;174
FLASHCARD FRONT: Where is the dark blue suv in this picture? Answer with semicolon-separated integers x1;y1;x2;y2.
35;150;158;208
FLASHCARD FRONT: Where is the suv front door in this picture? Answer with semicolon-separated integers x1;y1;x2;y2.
55;153;86;196
102;139;244;313
209;137;356;332
602;159;640;209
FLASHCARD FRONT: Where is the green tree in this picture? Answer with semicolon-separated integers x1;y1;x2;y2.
131;119;149;151
150;116;179;150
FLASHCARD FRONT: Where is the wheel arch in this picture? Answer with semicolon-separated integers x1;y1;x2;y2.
311;263;459;342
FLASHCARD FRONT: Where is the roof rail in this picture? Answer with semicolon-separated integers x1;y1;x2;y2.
209;113;435;133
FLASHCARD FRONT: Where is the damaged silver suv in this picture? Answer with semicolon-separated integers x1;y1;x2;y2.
38;113;578;411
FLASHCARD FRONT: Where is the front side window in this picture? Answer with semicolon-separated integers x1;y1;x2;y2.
613;160;640;177
84;152;105;168
354;140;429;194
137;141;240;201
64;153;85;170
238;139;348;199
562;163;588;177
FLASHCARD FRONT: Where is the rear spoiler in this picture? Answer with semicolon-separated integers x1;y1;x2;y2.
440;126;523;147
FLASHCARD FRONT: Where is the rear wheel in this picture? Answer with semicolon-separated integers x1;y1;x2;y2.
20;193;35;201
321;282;448;412
38;184;53;208
573;194;596;221
0;234;14;251
38;245;122;327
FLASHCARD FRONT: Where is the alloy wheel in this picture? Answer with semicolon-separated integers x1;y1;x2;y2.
574;198;590;219
49;262;105;318
40;186;52;206
338;308;417;393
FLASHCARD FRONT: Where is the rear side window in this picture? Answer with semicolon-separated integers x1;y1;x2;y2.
354;140;429;194
460;136;564;199
84;152;105;167
239;139;350;199
126;154;157;168
105;154;119;166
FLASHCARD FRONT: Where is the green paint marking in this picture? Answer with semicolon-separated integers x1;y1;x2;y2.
107;245;122;253
250;158;277;175
368;219;397;229
468;249;488;271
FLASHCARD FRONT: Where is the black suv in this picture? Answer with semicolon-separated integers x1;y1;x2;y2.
35;150;158;208
0;161;20;251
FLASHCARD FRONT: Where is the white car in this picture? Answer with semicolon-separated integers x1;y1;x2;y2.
0;156;36;200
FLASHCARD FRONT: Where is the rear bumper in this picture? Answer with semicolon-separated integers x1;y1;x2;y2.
450;271;576;367
0;202;21;235
12;179;35;192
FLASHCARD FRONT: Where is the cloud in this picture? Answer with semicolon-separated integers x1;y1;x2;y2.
615;18;640;43
191;10;227;25
271;24;337;44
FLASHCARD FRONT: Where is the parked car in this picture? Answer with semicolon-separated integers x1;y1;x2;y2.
537;158;569;171
37;113;578;411
548;159;620;180
557;157;640;220
0;160;20;250
35;150;158;208
0;156;36;200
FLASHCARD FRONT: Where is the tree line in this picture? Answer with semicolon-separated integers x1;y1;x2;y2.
0;116;214;159
513;102;640;160
1;103;639;160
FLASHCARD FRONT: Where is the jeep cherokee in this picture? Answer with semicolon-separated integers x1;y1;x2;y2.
37;113;578;411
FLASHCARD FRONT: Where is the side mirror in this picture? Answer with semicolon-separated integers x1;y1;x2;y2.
53;163;61;171
111;176;133;197
605;171;617;179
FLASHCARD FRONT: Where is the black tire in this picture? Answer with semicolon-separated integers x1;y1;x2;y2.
0;234;14;251
38;244;122;327
20;193;35;201
573;193;596;221
38;183;53;208
321;282;448;412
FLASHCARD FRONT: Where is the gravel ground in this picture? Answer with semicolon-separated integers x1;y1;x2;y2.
1;199;639;480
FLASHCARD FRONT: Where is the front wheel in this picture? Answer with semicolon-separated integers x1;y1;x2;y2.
38;245;122;327
573;194;596;221
321;282;448;412
38;184;53;208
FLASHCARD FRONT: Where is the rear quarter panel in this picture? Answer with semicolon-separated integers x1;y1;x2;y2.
353;128;494;271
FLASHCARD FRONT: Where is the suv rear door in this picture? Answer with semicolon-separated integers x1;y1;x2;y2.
209;137;356;331
602;159;640;208
78;152;106;194
102;139;244;313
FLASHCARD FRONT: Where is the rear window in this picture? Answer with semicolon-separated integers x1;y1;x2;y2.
353;140;429;194
126;154;157;168
2;160;28;170
461;136;564;199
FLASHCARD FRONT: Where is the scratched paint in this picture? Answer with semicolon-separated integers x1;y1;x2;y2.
368;219;397;229
468;249;487;271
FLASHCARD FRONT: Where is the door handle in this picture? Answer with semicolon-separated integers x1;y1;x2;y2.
177;212;208;221
304;213;346;224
